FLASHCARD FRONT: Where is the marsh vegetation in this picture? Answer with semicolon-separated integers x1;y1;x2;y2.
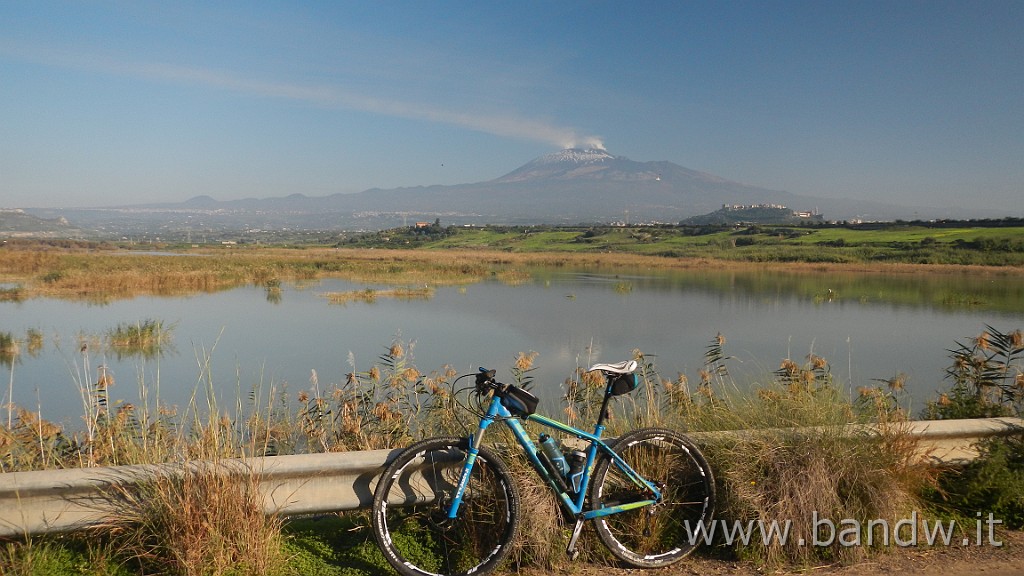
1;237;1022;574
0;325;1021;575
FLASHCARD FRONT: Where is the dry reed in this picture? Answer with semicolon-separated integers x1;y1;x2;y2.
92;459;285;576
0;331;937;573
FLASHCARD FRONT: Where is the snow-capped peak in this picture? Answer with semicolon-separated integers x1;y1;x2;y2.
535;148;615;165
493;147;629;183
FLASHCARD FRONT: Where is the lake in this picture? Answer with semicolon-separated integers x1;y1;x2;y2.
2;265;1022;427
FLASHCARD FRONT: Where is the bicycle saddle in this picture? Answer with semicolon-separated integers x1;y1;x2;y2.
588;360;637;374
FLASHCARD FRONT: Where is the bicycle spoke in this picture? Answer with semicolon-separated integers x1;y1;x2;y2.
591;428;715;568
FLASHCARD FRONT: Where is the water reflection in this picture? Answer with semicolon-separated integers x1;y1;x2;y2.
1;267;1021;426
530;267;1024;314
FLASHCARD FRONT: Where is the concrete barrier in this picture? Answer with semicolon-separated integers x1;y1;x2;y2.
1;417;1021;538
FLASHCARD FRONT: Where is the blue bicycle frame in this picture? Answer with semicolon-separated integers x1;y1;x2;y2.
447;389;663;522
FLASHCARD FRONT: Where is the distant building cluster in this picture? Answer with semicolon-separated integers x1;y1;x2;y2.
721;203;789;211
721;203;821;219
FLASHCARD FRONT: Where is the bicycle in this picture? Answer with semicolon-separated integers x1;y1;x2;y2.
371;359;716;576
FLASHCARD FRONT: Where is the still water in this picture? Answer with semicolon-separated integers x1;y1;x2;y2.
2;267;1022;426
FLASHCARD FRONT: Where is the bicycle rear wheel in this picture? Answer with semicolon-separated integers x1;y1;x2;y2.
589;427;715;567
371;436;521;576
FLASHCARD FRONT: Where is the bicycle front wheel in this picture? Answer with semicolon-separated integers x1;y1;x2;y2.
589;427;715;568
371;436;521;576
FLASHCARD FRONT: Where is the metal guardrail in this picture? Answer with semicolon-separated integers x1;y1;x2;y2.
0;448;399;538
1;417;1021;538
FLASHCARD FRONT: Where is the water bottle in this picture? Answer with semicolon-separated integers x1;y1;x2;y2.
567;450;586;494
538;434;567;476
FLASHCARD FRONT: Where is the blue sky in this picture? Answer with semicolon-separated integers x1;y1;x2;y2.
2;1;1022;213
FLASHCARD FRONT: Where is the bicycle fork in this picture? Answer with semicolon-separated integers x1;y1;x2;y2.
446;399;502;520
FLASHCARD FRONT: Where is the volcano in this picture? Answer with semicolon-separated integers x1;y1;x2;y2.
32;148;925;232
308;147;811;224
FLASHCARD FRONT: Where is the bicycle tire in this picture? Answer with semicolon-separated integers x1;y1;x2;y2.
589;427;715;567
371;436;521;576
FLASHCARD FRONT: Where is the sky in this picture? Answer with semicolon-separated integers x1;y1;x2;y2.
1;1;1022;214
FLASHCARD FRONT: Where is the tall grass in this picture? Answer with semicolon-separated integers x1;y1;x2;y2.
924;325;1024;419
2;334;463;574
688;378;927;565
616;339;932;567
92;460;286;576
1;329;996;573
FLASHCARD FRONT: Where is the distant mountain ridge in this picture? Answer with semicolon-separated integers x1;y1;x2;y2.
105;147;819;225
0;209;76;236
20;148;980;234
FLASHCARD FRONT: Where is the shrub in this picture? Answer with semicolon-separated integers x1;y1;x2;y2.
921;325;1024;531
931;436;1024;529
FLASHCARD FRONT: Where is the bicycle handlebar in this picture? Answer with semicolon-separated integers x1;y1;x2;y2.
475;367;498;391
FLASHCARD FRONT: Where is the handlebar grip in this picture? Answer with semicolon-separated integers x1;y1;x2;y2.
475;367;497;387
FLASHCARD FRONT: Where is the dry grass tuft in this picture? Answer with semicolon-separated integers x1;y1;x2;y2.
666;345;932;567
93;460;286;576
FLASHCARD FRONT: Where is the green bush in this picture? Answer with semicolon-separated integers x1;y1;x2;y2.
921;325;1024;530
930;436;1024;529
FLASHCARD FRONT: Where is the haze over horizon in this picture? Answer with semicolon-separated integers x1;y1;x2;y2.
2;1;1022;215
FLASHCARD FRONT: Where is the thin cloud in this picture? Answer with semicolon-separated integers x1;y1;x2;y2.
3;41;599;149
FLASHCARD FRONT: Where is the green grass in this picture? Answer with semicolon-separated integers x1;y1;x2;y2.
0;539;130;576
281;516;390;576
780;226;1024;245
106;319;172;359
416;224;1024;265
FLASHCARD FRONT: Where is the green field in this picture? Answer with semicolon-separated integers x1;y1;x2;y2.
401;223;1024;266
